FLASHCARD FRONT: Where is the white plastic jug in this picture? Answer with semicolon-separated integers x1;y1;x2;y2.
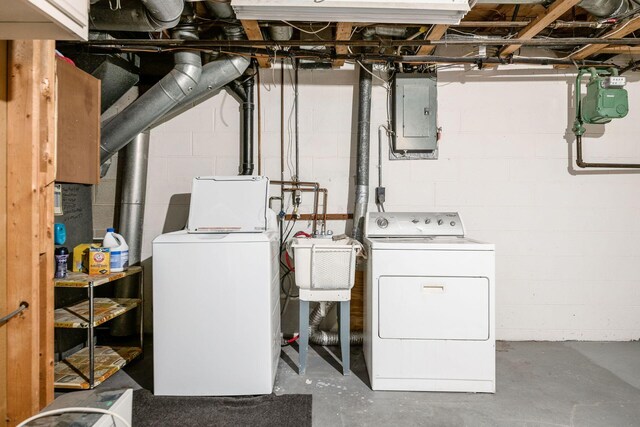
103;228;129;272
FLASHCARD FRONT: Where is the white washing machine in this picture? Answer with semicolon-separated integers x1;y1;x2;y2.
153;176;280;396
363;212;495;393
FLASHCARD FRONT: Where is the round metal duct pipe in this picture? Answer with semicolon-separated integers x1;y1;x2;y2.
579;0;630;17
90;0;184;32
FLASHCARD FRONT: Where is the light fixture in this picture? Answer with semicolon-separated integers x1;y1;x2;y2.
231;0;471;25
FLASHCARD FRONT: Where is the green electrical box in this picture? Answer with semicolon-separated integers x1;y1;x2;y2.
581;73;628;124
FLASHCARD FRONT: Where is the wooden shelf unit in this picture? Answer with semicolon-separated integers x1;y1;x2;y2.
54;346;142;390
54;298;142;329
54;266;143;389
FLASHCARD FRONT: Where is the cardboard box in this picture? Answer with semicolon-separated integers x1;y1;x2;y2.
88;247;110;275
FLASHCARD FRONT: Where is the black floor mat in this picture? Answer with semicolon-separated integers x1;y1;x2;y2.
133;389;312;427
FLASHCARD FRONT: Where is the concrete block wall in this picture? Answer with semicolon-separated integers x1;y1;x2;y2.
94;63;640;340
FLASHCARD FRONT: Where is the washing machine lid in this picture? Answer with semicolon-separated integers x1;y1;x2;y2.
365;236;494;251
154;230;275;244
187;176;269;233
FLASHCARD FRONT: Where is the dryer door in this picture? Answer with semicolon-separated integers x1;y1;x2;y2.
378;276;489;340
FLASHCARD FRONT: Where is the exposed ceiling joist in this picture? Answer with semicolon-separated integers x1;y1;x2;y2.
333;22;353;68
416;24;449;56
569;16;640;60
499;0;582;57
241;20;271;68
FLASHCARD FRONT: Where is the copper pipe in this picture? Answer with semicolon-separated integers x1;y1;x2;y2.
270;180;320;235
285;213;352;221
282;186;328;234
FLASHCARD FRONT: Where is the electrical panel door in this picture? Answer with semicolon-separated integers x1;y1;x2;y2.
391;73;438;158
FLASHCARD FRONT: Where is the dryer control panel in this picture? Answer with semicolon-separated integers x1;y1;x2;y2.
365;212;464;238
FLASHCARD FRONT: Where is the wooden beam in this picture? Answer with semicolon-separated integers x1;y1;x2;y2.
570;16;640;60
5;40;55;426
500;0;582;57
38;46;55;409
241;20;271;68
416;25;449;56
333;22;353;68
0;39;7;427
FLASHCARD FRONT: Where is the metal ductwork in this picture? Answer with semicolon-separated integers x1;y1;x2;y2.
204;0;235;19
156;55;252;126
363;26;408;38
352;63;373;243
111;131;150;336
73;53;140;113
119;131;149;267
269;25;294;41
203;0;246;41
579;0;631;18
100;33;202;164
90;0;184;32
475;0;633;18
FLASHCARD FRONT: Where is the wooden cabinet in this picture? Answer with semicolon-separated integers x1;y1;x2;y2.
56;57;101;185
0;0;89;40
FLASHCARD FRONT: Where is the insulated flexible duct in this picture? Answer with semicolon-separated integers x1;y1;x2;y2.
309;302;363;345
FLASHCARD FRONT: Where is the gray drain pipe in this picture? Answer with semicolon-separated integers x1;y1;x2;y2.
351;63;373;242
309;302;363;345
90;0;184;32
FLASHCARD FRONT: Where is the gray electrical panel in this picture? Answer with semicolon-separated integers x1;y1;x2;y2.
391;73;438;160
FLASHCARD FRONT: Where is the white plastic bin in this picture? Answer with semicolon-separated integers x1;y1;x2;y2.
291;237;360;291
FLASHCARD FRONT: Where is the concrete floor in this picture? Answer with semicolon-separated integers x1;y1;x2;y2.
101;340;640;426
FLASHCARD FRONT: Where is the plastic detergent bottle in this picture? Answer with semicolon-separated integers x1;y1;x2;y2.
103;228;129;272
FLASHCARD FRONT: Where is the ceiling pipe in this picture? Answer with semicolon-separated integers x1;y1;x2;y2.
90;0;184;32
